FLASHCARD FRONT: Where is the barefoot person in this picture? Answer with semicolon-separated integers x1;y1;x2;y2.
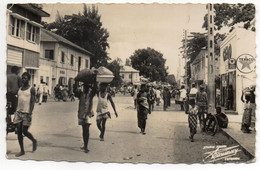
187;99;198;142
137;84;150;135
96;83;118;141
13;72;37;157
74;82;96;153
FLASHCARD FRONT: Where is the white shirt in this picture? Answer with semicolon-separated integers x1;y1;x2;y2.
180;89;187;100
190;88;198;95
156;90;161;98
17;88;31;113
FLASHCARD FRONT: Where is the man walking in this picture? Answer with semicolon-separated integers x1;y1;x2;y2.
195;85;208;131
6;66;22;132
179;85;187;111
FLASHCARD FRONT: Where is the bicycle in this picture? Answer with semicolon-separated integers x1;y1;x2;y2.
198;105;219;136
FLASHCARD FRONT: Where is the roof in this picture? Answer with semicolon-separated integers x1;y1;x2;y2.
41;29;93;56
120;66;139;73
17;4;49;17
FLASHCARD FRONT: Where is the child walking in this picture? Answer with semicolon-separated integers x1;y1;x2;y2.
96;83;118;141
187;99;198;142
74;82;97;153
13;72;37;157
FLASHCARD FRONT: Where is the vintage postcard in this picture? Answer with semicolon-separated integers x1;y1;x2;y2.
2;0;259;169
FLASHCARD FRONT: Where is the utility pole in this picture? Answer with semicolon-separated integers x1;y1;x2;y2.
207;4;216;113
183;29;188;89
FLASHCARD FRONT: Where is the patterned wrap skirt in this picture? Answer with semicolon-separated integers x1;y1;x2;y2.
188;114;197;133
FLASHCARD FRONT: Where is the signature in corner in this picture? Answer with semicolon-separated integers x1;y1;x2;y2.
203;145;241;163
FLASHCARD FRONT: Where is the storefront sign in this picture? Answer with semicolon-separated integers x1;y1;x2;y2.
236;54;255;74
60;70;65;74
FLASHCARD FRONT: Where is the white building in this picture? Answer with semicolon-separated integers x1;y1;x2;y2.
40;29;92;94
6;4;49;86
219;28;256;114
119;66;140;84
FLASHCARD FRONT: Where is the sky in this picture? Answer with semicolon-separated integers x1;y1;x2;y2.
41;3;207;75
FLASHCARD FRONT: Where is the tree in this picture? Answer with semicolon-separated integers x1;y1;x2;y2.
106;58;122;87
202;3;255;31
130;47;168;82
181;4;255;63
125;58;131;66
166;74;177;87
44;5;110;68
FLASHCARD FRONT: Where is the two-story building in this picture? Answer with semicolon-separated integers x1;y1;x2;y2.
6;4;49;86
190;48;220;89
119;66;140;84
40;29;92;94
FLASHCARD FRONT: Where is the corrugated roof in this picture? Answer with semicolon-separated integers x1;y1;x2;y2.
41;29;93;56
120;66;139;73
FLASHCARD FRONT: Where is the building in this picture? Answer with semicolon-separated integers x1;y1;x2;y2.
119;66;140;84
40;29;92;94
190;49;208;87
6;4;49;86
219;28;256;114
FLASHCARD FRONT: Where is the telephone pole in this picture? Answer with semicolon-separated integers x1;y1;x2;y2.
207;4;216;113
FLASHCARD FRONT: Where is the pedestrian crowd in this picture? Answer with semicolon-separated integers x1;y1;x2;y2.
6;65;256;156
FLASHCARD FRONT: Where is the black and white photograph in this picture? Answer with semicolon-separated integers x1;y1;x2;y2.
1;0;259;169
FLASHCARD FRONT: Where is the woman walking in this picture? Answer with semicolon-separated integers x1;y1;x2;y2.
137;84;150;135
13;72;37;157
96;83;118;141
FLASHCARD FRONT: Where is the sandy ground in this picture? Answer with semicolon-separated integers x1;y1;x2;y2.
6;94;250;163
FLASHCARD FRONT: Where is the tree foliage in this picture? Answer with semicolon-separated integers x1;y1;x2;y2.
43;5;110;68
130;47;168;82
181;4;255;63
202;3;255;31
125;58;131;66
166;74;177;87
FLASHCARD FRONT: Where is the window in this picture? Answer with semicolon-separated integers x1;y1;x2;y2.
26;23;39;43
129;74;132;79
9;16;25;38
85;59;89;68
78;57;81;71
61;51;65;63
210;15;212;24
71;54;74;65
210;40;213;48
45;50;54;60
210;27;213;35
210;4;212;11
121;74;124;79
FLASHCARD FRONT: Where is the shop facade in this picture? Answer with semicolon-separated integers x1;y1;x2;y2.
219;28;256;114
